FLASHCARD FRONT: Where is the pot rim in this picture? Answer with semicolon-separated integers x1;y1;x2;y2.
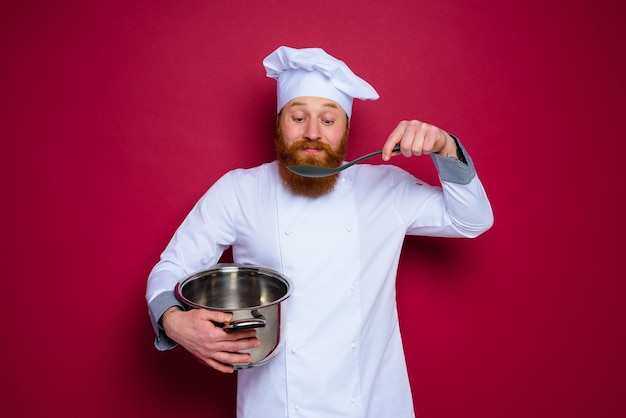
174;263;293;311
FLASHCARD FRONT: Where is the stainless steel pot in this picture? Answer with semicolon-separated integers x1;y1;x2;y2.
174;264;292;370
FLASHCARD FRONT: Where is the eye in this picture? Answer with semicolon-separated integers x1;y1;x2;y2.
292;117;305;123
322;119;334;125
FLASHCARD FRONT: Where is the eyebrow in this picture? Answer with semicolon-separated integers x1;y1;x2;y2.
288;101;339;109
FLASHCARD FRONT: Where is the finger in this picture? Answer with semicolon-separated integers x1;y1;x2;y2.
382;121;409;160
420;126;443;154
222;328;259;341
419;130;437;155
409;121;445;156
206;325;258;342
410;120;440;156
194;308;233;324
400;120;421;157
211;351;254;369
215;336;261;353
205;358;236;374
189;351;236;373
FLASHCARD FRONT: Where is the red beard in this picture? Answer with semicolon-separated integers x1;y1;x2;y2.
275;131;348;198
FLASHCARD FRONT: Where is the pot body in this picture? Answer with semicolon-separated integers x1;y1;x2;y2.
174;264;292;369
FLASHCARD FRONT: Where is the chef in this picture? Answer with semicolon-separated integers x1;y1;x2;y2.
146;45;494;417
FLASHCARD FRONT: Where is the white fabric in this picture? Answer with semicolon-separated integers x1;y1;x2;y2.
147;160;492;418
263;46;379;117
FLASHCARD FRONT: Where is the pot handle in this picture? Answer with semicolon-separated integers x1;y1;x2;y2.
224;318;266;331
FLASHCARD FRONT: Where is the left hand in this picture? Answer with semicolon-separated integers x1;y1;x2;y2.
381;120;456;161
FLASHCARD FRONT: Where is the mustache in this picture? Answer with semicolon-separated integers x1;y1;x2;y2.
289;140;333;153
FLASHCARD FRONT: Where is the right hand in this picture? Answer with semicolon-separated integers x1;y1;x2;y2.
161;307;261;373
381;119;455;161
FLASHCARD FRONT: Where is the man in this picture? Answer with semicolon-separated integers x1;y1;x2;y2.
146;46;493;417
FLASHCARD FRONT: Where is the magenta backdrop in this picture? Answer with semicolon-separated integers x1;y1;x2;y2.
2;1;624;417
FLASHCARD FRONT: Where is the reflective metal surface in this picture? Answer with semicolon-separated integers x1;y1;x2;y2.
175;264;292;369
178;265;291;310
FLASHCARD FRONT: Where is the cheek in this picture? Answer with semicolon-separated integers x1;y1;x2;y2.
327;126;347;146
281;132;298;147
278;121;301;144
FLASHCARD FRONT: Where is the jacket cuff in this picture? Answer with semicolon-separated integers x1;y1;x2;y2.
148;290;183;351
431;133;477;185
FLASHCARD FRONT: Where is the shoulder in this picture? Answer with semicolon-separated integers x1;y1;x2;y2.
205;162;280;200
217;161;279;185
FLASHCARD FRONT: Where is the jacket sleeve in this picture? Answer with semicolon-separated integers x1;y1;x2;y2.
398;134;494;238
145;172;238;350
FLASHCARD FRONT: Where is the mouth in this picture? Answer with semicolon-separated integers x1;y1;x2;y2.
293;146;326;166
297;143;326;155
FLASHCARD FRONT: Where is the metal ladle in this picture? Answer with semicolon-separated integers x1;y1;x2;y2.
287;144;401;178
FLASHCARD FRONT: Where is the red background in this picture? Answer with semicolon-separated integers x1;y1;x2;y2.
2;1;624;417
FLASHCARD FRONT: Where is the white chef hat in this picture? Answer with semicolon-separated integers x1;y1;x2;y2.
263;46;379;117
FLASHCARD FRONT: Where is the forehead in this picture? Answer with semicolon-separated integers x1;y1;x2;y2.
284;96;343;112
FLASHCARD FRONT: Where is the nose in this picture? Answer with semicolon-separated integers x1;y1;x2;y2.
304;119;321;141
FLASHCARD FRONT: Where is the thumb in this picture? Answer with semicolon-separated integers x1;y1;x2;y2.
199;309;233;324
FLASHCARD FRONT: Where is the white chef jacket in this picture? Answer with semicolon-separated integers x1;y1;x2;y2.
146;146;493;418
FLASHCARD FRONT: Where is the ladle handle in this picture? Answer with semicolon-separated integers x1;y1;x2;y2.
352;144;400;164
